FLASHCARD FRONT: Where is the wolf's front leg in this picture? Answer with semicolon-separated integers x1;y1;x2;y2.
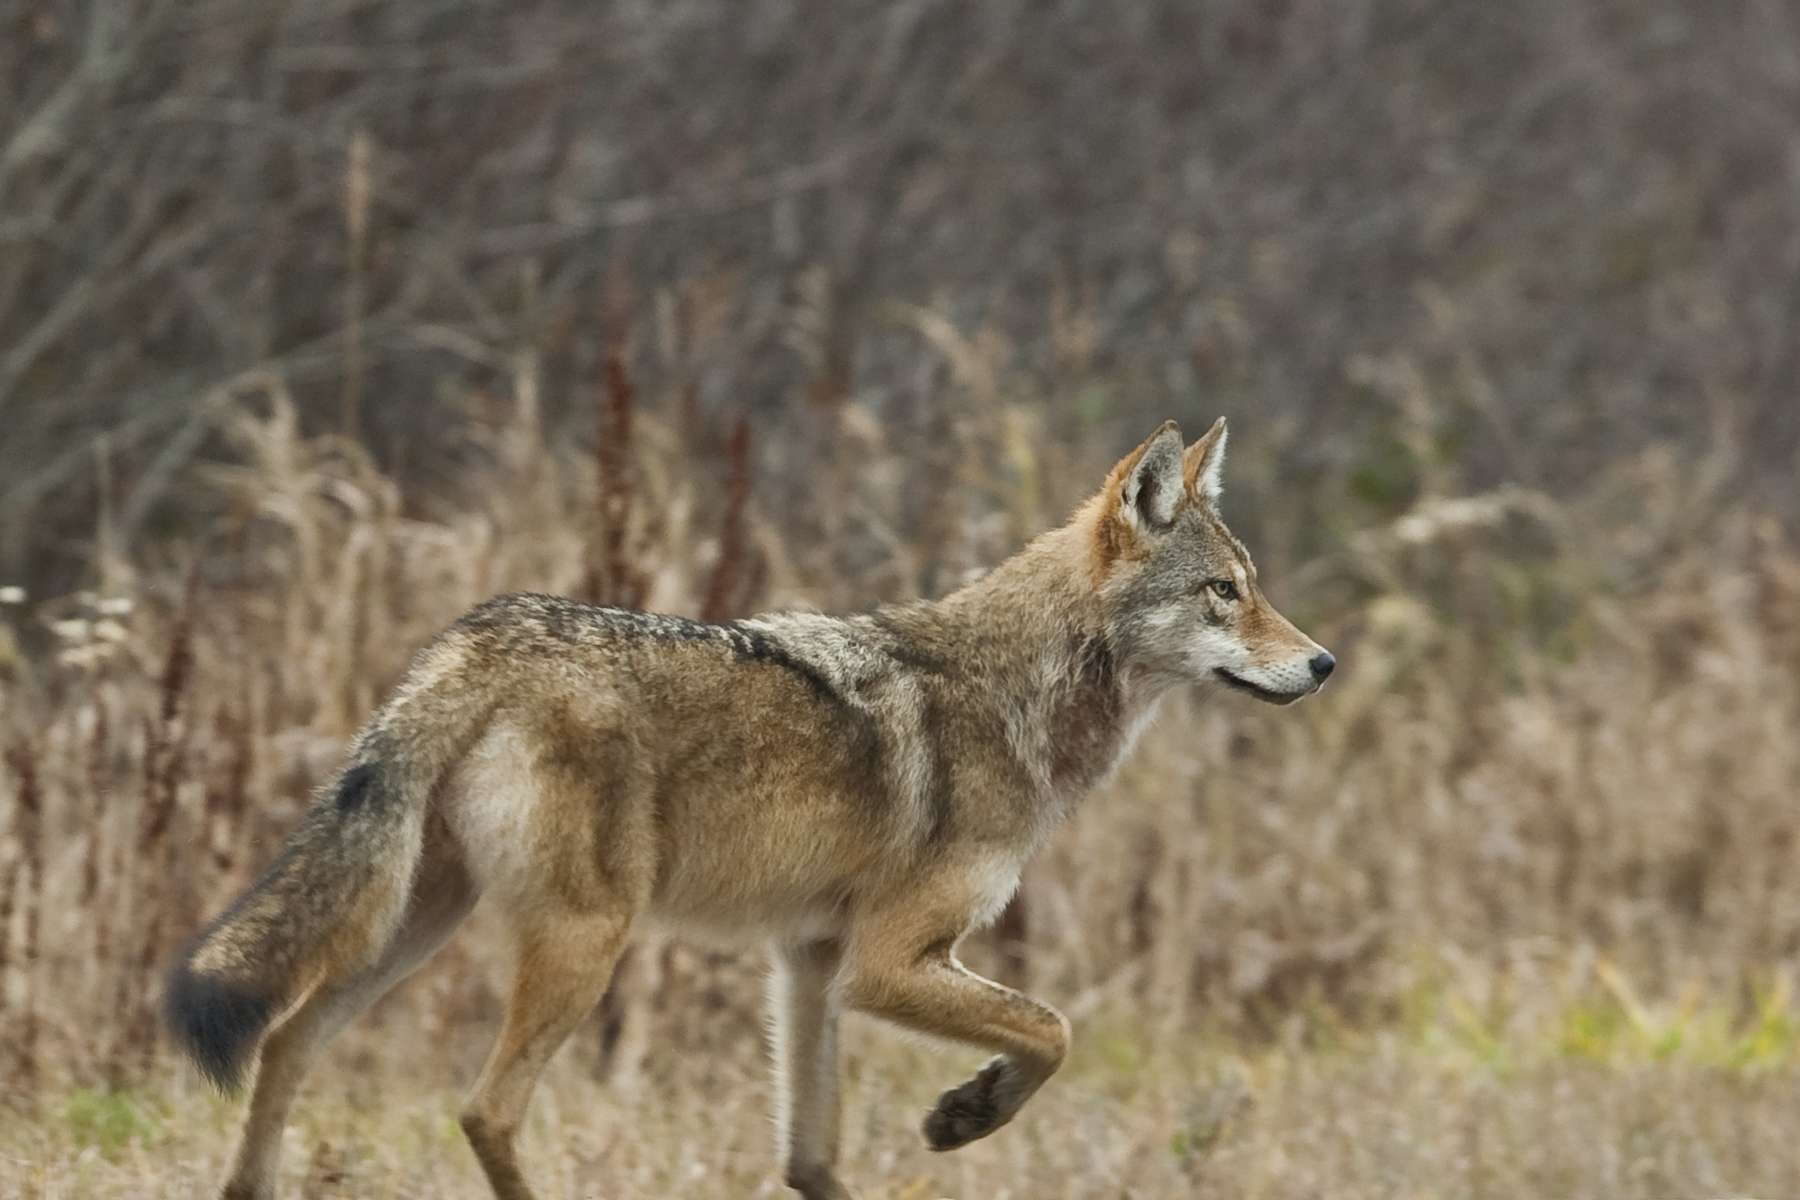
769;938;854;1200
842;903;1070;1151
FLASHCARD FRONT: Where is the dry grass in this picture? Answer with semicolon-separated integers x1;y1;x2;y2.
2;363;1799;1195
7;1003;1799;1198
7;4;1799;1193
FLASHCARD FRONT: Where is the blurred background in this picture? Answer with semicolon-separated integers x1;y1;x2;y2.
3;2;1799;1196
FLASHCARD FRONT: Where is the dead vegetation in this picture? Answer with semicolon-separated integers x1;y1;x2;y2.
0;356;1797;1194
4;1;1799;1194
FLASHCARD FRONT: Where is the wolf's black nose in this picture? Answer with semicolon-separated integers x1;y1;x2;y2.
1309;651;1336;680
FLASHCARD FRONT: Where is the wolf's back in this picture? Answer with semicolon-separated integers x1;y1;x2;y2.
164;742;430;1090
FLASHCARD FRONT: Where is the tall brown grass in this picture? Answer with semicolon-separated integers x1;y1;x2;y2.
2;348;1796;1102
7;5;1799;1192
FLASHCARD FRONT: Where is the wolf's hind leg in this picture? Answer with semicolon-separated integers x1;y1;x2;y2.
770;939;853;1200
459;908;632;1200
842;898;1069;1153
220;837;476;1200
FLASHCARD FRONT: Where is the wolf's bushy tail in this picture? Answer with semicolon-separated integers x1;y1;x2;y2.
164;734;433;1091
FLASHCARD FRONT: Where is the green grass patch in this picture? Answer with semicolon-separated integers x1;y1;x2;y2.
61;1087;161;1157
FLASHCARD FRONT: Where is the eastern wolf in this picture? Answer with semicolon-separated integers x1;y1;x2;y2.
167;417;1333;1200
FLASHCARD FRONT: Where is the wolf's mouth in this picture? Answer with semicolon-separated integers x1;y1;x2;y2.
1213;668;1306;706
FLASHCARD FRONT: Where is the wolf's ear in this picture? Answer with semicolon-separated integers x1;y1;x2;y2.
1183;416;1228;504
1111;419;1186;534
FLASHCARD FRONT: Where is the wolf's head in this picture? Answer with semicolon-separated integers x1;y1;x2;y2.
1090;419;1333;704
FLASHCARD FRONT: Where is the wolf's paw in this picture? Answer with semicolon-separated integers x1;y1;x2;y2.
922;1056;1015;1151
785;1162;857;1200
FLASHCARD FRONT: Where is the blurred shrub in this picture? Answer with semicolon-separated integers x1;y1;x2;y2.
4;0;1797;589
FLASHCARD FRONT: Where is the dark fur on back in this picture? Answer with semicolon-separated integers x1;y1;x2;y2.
452;592;850;702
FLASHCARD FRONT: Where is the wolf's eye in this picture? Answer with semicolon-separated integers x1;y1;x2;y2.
1210;579;1239;601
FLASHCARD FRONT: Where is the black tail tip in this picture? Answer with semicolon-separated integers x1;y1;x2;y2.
163;961;273;1092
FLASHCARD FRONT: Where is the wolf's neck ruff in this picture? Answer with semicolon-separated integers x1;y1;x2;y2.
869;520;1149;813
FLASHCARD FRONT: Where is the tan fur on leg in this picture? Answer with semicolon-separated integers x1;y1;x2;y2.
770;939;851;1200
461;912;632;1200
220;838;475;1200
842;885;1070;1152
